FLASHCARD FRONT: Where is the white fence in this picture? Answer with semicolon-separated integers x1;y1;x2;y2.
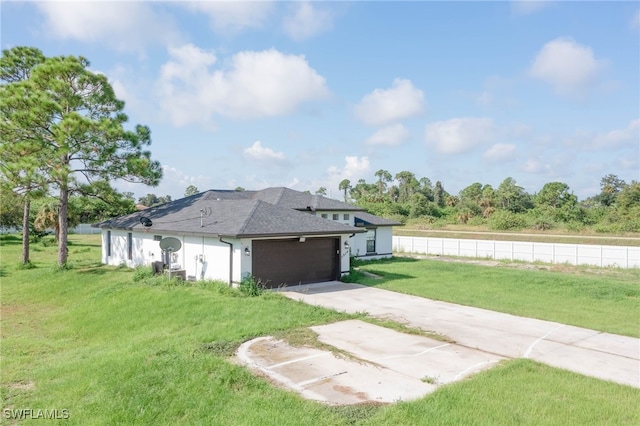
393;236;640;269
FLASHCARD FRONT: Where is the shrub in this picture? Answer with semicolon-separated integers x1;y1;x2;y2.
488;210;527;230
41;236;56;247
133;266;155;282
239;274;264;297
466;215;486;227
339;268;365;283
16;261;36;270
530;215;555;231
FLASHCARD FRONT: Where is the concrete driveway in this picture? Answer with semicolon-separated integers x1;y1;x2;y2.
237;281;639;405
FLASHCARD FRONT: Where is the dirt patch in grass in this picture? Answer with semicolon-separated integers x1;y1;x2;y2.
7;381;35;391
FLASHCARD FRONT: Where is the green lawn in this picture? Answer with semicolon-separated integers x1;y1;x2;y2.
1;234;639;425
353;257;640;338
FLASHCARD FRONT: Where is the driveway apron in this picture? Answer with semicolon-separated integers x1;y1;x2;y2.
281;281;640;388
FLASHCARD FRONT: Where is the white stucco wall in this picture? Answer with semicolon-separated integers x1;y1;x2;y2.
315;210;354;226
349;226;394;259
101;230;243;283
102;229;358;282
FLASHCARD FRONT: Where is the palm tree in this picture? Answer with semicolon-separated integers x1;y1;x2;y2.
338;179;351;202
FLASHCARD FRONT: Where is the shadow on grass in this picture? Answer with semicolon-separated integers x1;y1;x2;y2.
0;235;22;245
67;242;101;248
352;255;419;267
353;256;418;287
360;271;415;286
76;263;130;275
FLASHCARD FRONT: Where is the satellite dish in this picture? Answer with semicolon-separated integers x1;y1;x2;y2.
159;237;182;252
140;216;153;227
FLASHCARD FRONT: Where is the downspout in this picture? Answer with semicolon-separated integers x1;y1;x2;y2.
219;237;233;287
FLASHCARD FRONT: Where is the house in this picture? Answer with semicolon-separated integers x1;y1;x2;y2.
93;187;400;288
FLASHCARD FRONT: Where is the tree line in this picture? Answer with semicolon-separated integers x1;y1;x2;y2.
334;171;640;233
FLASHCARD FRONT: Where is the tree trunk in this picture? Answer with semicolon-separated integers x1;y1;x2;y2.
21;198;30;264
58;186;69;266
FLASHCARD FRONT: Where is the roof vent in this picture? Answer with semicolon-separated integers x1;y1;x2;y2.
140;216;153;227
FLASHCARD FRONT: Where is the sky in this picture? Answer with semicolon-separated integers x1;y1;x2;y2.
2;0;639;202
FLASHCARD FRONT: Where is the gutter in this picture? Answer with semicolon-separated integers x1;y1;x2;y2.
218;237;233;287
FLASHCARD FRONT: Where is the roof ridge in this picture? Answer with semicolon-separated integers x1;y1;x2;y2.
310;194;319;210
236;199;262;234
273;187;286;205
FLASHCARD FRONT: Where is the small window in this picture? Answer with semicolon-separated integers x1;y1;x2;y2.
343;214;349;220
154;235;162;241
332;214;339;220
321;214;328;219
127;232;133;260
366;229;376;253
107;231;111;257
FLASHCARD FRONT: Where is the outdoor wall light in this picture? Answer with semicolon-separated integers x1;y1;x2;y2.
344;241;349;249
244;247;251;256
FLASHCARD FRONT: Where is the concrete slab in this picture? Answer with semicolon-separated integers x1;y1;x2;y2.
310;320;505;386
236;320;507;404
281;281;640;389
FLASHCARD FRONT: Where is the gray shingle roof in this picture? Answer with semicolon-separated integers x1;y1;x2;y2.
94;193;364;237
251;187;364;211
354;211;403;227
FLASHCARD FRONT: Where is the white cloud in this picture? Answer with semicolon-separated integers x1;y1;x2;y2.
243;141;287;164
511;1;549;16
355;79;425;126
322;156;370;197
365;124;410;147
157;45;330;126
529;38;606;98
35;1;181;51
484;143;516;162
591;119;640;148
566;119;640;150
181;1;273;34
327;156;370;181
283;1;334;41
425;117;495;155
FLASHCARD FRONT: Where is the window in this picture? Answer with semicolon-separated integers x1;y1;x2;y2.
343;214;350;220
366;229;376;253
321;214;328;219
332;213;339;220
107;231;111;257
127;232;133;260
153;235;162;241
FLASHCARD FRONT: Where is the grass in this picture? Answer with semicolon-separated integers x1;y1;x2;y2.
2;234;639;424
353;257;640;337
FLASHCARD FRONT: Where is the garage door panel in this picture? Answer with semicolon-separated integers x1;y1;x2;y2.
253;238;338;288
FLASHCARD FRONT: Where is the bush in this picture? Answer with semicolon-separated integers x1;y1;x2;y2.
133;265;155;282
466;215;486;227
239;275;264;297
41;236;56;247
16;261;36;270
529;215;555;231
488;210;527;230
339;268;365;283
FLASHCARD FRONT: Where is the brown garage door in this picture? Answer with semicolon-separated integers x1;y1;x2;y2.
252;238;339;288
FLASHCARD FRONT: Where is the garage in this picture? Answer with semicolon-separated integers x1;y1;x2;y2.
252;238;340;288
